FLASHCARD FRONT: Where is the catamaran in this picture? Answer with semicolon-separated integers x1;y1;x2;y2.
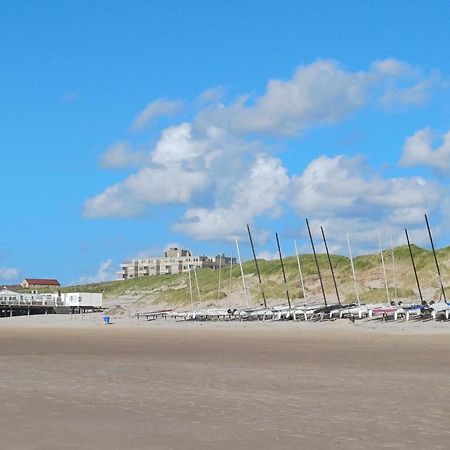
423;214;450;320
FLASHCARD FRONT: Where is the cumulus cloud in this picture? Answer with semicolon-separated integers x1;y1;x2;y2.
78;260;115;284
100;142;149;169
151;123;208;167
197;86;226;104
84;58;445;250
84;122;262;218
379;78;438;108
0;267;20;282
291;155;443;251
131;99;184;131
150;122;260;170
195;58;438;137
196;60;369;136
370;58;414;77
293;155;440;216
401;128;450;172
174;154;290;240
84;166;209;218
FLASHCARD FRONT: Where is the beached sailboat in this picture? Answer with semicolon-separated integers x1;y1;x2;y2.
292;240;322;320
423;215;450;319
304;219;344;320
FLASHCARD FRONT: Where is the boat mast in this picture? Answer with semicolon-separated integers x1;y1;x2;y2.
390;231;398;304
306;218;327;307
378;231;390;304
235;237;250;308
321;226;341;305
217;254;222;304
346;234;360;306
424;214;446;302
247;224;267;308
275;232;291;308
228;248;234;309
188;268;194;309
294;240;307;307
405;228;424;304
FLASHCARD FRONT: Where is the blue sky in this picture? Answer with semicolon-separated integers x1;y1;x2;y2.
1;0;450;285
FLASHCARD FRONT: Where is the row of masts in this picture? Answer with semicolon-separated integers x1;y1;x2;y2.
244;218;367;308
188;214;446;308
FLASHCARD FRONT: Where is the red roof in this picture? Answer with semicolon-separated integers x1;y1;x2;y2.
24;278;60;286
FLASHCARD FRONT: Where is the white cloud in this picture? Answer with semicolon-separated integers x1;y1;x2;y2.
174;154;290;240
151;123;207;167
291;155;443;252
132;99;183;131
197;86;226;104
83;166;209;218
151;122;260;170
371;58;414;77
379;79;436;108
292;155;439;216
400;128;450;172
195;58;437;137
0;267;20;282
84;122;261;218
78;260;115;284
100;142;149;169
84;58;445;250
196;59;369;136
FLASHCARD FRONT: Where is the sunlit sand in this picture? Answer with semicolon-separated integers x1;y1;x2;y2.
1;314;449;449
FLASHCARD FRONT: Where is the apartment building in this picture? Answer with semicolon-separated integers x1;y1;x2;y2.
118;247;235;280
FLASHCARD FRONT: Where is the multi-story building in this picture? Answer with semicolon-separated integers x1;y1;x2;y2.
118;247;235;280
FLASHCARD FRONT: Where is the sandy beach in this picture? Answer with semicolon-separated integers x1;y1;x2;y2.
1;314;450;449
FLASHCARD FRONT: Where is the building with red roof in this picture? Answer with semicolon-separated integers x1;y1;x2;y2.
21;278;61;289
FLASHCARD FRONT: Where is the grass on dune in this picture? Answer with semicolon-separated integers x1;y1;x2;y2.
346;287;415;304
15;244;450;307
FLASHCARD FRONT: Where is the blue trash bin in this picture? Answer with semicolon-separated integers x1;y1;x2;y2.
103;316;110;325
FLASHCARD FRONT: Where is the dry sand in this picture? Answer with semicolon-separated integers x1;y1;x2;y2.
1;314;450;449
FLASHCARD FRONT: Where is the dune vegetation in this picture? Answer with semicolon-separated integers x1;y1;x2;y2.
45;244;450;309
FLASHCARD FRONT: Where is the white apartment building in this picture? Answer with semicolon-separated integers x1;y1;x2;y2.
118;247;235;280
